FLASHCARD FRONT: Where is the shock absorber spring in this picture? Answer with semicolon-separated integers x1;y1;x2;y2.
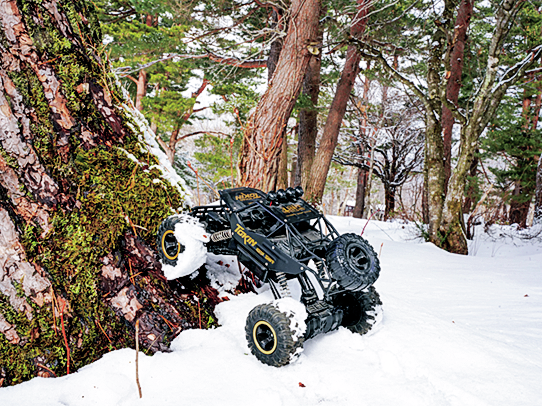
210;229;233;242
276;272;291;298
315;260;327;280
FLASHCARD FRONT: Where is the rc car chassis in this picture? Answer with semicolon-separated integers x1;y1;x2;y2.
157;186;382;367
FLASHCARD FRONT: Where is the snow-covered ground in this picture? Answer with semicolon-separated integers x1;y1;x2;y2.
1;217;541;406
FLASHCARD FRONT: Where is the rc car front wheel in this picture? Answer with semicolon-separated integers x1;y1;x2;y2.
245;303;304;367
332;286;382;335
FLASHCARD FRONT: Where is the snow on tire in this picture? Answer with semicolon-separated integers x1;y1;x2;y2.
332;286;383;335
245;303;305;367
156;214;210;280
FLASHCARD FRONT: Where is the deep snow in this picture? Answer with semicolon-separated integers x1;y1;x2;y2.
1;217;540;406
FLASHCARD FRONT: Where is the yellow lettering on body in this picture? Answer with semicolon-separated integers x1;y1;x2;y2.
234;224;257;247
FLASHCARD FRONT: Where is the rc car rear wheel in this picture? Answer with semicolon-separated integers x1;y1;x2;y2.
332;286;382;335
326;233;380;291
245;304;304;367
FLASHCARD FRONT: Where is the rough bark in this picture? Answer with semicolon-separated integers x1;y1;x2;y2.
442;0;473;190
238;0;320;191
304;0;370;203
0;0;217;386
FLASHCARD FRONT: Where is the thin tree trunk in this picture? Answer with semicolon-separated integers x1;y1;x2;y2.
462;151;479;214
535;152;542;225
238;0;320;191
304;0;370;203
135;69;147;112
0;0;217;386
296;51;322;188
442;0;473;190
353;167;368;218
508;181;530;227
507;75;538;228
425;8;449;242
364;136;377;217
384;188;396;220
353;70;371;218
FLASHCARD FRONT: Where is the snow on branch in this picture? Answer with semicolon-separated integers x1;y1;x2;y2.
114;52;267;75
492;45;542;93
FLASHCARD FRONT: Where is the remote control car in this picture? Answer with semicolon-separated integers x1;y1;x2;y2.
157;186;382;367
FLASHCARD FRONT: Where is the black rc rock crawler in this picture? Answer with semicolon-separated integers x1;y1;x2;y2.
157;186;382;367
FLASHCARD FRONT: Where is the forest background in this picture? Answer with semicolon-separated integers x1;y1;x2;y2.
0;0;541;388
100;0;542;251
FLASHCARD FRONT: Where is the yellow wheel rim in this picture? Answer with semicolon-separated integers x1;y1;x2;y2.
161;230;180;260
253;320;277;355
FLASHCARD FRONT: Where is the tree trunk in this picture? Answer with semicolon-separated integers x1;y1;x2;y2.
442;0;473;190
296;52;321;189
384;187;396;220
304;0;370;203
535;153;542;225
353;167;368;218
440;119;490;253
135;69;147;112
462;151;479;214
238;0;320;191
355;72;371;218
434;0;533;253
508;181;531;227
0;0;217;386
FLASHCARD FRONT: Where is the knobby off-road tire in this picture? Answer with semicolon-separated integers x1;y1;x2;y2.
332;286;383;335
245;304;304;367
156;215;186;266
326;233;380;291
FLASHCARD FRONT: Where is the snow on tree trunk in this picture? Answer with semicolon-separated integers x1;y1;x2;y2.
238;0;320;191
0;0;217;386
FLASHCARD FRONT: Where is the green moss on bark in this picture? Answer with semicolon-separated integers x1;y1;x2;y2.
0;0;212;386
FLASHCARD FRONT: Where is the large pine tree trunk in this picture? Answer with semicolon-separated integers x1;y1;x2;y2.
238;0;320;191
0;0;216;386
304;0;369;203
